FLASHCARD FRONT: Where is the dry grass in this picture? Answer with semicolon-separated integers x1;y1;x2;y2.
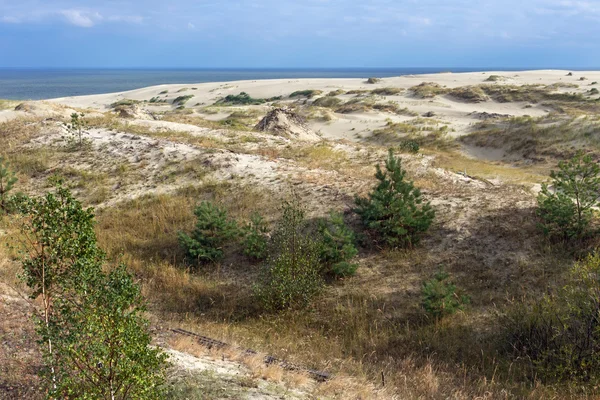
2;103;598;399
461;114;600;163
281;143;349;171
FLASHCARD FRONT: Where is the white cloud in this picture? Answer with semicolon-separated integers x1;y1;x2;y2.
1;16;21;24
60;9;99;28
107;15;144;24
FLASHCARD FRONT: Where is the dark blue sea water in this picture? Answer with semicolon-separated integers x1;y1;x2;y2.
0;68;532;100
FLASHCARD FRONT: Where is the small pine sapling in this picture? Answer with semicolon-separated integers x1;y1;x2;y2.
178;201;238;266
318;211;359;278
421;269;469;321
537;152;600;241
243;212;269;261
354;149;435;247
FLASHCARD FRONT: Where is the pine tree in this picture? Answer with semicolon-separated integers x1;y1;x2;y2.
354;149;435;247
537;152;600;241
242;212;269;261
178;201;238;266
318;211;358;278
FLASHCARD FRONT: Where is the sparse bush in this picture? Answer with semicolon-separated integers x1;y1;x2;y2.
178;201;238;265
421;269;469;320
318;211;358;278
0;156;17;212
399;140;420;153
290;90;323;99
327;89;346;96
173;94;194;106
537;152;600;241
243;212;269;261
216;92;280;105
110;99;140;108
366;77;381;84
372;87;403;96
485;75;504;82
411;82;448;98
589;88;599;95
449;86;488;103
354;149;435;247
64;112;89;149
159;90;168;94
312;96;342;108
504;253;600;384
254;197;322;311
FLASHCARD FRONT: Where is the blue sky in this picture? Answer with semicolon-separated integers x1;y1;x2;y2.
0;0;599;68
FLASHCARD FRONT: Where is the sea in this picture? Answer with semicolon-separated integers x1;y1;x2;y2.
0;67;538;101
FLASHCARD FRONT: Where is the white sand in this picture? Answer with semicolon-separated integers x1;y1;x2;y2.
34;70;598;142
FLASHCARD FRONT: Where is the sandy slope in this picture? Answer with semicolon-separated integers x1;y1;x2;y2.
39;69;599;142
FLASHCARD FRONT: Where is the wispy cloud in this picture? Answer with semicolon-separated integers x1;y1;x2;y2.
60;9;99;28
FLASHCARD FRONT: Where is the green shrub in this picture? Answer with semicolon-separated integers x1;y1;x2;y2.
371;87;403;96
215;92;280;105
327;89;346;96
399;140;420;153
503;253;600;384
254;197;322;311
19;185;166;398
485;75;504;82
110;99;140;108
178;201;238;265
173;95;194;106
0;156;17;212
243;212;269;261
366;77;381;84
289;90;323;99
537;152;600;241
318;211;358;278
354;149;435;247
590;88;599;95
312;96;342;108
421;269;469;320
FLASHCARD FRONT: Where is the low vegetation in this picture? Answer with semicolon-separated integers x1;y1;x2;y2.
178;201;239;266
173;94;194;106
411;82;448;98
289;89;323;99
16;185;167;398
537;152;600;242
110;98;141;108
461;114;600;162
215;92;281;105
354;149;435;247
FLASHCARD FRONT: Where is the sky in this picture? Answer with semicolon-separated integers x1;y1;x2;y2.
0;0;599;68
